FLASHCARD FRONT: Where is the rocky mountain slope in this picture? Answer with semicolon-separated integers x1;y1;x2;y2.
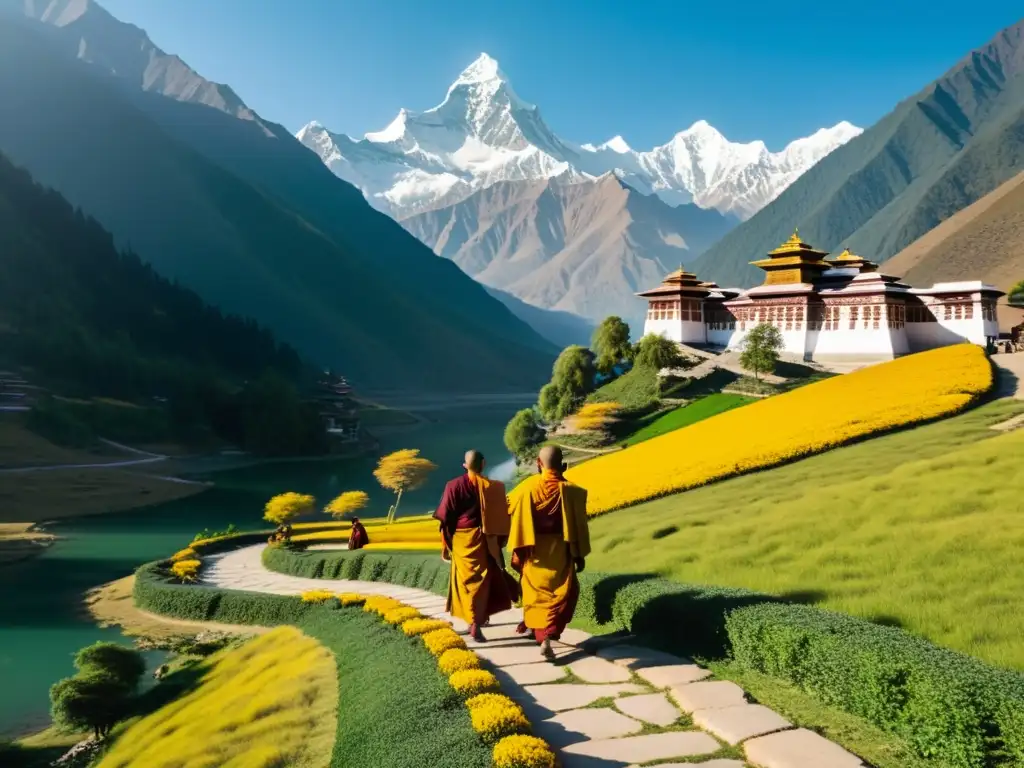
884;169;1024;330
691;18;1024;288
298;53;860;222
400;172;735;326
0;1;556;391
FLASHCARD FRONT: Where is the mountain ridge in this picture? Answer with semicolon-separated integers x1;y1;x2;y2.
689;18;1024;288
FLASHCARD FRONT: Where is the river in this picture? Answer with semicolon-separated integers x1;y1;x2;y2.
0;403;518;737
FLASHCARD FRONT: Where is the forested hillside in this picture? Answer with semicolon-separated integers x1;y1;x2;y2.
0;154;326;456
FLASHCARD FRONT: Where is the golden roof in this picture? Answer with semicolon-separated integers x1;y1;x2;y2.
829;247;878;271
766;229;829;259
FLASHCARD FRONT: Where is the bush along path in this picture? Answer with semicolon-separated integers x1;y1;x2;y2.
201;545;868;768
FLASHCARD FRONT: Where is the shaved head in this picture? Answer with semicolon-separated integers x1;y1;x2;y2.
464;449;485;473
538;445;563;470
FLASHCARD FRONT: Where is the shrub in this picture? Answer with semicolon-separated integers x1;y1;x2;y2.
261;547;450;596
363;596;401;616
448;669;500;698
467;694;531;743
423;628;467;657
170;547;197;562
50;673;133;739
492;734;557;768
439;648;482;675
402;618;451;637
74;642;145;690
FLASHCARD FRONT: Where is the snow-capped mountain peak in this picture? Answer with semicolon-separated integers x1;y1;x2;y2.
297;54;861;220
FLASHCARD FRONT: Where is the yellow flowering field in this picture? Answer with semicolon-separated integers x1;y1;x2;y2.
291;519;439;546
98;627;336;768
566;345;993;516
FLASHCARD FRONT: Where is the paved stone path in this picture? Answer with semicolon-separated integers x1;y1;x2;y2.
994;352;1024;400
202;545;869;768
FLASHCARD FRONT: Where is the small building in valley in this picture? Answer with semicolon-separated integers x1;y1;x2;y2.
638;231;1004;363
312;372;361;444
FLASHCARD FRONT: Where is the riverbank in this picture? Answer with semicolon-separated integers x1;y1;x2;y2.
0;523;56;566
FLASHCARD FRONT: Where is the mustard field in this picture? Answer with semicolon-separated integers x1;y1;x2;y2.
565;345;993;516
98;628;337;768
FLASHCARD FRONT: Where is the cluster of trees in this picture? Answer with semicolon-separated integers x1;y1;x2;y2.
49;642;146;740
0;157;329;457
504;317;689;461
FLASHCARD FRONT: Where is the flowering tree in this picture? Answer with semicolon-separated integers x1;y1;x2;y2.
263;492;316;525
325;490;370;520
373;449;437;522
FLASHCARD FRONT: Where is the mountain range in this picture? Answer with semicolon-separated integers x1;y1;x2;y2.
0;0;557;391
298;53;861;221
690;18;1024;288
298;53;860;325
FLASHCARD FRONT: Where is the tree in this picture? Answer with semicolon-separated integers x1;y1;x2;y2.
537;383;562;423
504;408;545;462
740;322;784;380
634;334;685;370
74;643;145;691
1010;279;1024;307
325;490;370;520
374;449;437;522
263;492;317;525
591;316;632;375
50;674;132;739
551;346;597;399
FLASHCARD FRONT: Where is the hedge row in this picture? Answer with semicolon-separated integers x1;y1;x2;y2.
261;548;1024;768
261;546;451;597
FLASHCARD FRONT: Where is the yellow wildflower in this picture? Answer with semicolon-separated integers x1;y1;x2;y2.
566;345;992;516
170;547;197;562
422;628;467;657
337;593;366;606
382;607;422;625
170;559;201;583
438;648;481;674
468;695;531;743
402;618;451;637
448;669;500;697
492;734;556;768
363;596;401;615
300;590;336;604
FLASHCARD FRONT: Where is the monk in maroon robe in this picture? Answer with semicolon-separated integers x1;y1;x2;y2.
434;449;513;641
348;518;369;550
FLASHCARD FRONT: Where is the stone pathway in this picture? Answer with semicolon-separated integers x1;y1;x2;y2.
202;545;869;768
993;352;1024;400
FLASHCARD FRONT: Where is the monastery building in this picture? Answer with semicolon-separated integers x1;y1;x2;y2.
639;231;1003;362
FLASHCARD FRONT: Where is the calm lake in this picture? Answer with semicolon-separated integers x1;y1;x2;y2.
0;403;519;737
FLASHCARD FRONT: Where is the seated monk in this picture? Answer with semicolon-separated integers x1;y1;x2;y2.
433;449;514;642
348;517;369;550
508;445;590;660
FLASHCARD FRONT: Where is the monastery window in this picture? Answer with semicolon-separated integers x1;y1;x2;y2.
965;302;974;320
785;306;794;331
795;306;805;329
849;306;859;330
873;305;881;329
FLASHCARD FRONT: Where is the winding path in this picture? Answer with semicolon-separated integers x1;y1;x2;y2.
202;545;868;768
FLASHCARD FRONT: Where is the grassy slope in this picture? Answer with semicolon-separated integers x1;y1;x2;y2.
586;398;1024;668
587;366;660;413
618;394;754;447
98;627;336;768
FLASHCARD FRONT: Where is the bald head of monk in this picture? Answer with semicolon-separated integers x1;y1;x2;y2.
464;449;485;474
537;445;566;474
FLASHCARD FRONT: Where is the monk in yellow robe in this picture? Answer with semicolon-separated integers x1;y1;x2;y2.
434;449;513;642
508;445;590;660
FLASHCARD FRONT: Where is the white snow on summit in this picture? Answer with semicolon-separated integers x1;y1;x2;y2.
297;53;862;220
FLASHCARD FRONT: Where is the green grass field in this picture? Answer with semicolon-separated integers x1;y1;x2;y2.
586;398;1024;669
618;394;754;447
587;366;660;413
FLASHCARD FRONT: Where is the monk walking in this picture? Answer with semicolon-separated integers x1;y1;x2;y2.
348;517;369;550
434;450;513;642
508;445;590;660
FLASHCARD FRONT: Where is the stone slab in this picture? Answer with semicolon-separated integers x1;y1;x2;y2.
596;643;688;669
492;662;567;685
670;680;747;713
560;731;720;764
614;692;682;727
569;655;634;683
523;683;646;712
626;762;745;768
536;707;642;746
693;703;792;745
555;627;593;646
744;728;868;768
636;663;712;688
474;641;573;667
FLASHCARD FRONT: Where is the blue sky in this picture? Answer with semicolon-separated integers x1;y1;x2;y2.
102;0;1021;150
